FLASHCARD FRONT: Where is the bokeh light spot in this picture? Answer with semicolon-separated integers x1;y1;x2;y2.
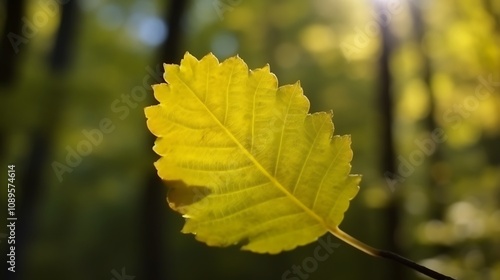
211;32;239;59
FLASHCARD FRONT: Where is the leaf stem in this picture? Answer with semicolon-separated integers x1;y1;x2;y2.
330;228;456;280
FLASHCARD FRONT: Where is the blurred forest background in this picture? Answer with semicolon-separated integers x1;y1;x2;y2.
1;0;499;279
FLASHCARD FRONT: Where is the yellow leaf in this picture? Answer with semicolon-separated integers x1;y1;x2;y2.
145;52;360;253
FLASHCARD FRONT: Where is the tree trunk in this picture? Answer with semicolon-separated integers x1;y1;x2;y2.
375;2;404;279
141;1;190;280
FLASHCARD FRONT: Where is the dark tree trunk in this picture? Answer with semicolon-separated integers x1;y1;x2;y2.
49;0;79;72
0;0;25;86
480;0;500;167
141;1;190;280
409;0;444;211
158;1;190;64
375;2;404;280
